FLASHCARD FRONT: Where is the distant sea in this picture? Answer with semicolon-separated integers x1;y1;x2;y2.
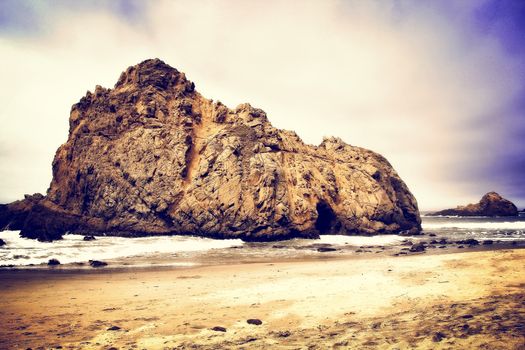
1;215;524;267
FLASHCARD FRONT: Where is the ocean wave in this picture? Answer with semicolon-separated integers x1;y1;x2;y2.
0;231;243;266
318;234;405;246
422;221;525;230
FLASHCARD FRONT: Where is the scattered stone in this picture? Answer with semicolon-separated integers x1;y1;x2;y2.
428;233;437;237
432;332;446;342
211;326;227;332
89;260;108;268
107;326;121;331
409;243;426;253
47;258;61;266
238;337;258;344
274;330;291;338
456;239;479;246
247;319;263;325
458;245;465;249
0;238;5;246
462;314;473;319
438;245;446;249
83;235;96;241
317;247;337;252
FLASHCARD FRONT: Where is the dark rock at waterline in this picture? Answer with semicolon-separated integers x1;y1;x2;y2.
247;319;263;325
0;238;5;247
0;59;421;242
455;239;479;246
482;239;494;245
211;326;227;332
429;192;518;217
409;243;426;252
83;235;96;241
89;260;108;268
317;247;337;252
398;228;422;236
47;259;61;266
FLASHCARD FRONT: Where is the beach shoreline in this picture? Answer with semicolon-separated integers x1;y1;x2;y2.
1;248;524;349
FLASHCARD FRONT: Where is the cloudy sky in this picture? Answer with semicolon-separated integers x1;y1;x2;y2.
0;0;524;210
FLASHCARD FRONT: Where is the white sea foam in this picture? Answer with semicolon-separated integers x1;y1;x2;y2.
0;231;243;266
318;234;405;246
422;221;525;230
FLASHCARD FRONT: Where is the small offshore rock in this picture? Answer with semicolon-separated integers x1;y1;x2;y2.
247;319;263;326
83;235;96;241
430;192;518;217
211;326;227;332
89;260;108;268
47;258;61;266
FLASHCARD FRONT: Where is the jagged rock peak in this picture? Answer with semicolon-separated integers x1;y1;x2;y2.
0;59;421;241
115;58;188;90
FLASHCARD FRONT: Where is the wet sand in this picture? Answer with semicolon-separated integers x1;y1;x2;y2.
1;249;524;349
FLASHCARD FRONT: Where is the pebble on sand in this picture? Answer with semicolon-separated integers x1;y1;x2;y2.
211;326;227;332
247;319;263;325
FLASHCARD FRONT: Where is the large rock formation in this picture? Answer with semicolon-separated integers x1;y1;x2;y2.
0;59;421;241
430;192;518;217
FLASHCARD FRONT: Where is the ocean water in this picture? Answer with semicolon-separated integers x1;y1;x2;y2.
421;215;525;240
1;216;524;267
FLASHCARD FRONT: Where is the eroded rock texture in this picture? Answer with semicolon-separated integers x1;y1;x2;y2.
0;59;421;241
430;192;518;217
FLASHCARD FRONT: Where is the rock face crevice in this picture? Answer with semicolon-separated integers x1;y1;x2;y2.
0;59;421;241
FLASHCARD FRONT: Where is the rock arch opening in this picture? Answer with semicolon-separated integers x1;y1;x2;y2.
315;201;336;234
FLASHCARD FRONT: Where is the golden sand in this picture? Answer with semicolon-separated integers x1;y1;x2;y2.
1;249;524;349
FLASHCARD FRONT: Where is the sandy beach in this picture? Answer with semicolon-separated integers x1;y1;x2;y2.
1;249;524;349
